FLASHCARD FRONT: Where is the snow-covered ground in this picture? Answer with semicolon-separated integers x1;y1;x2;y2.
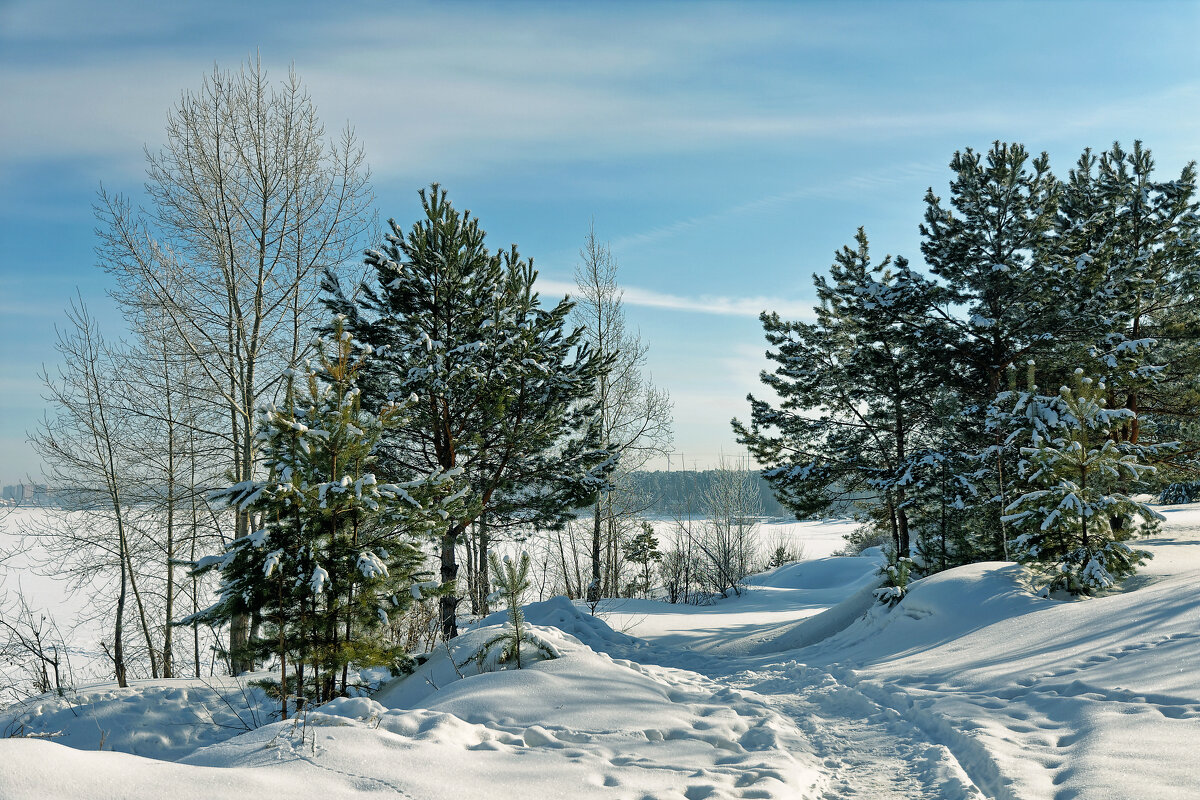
2;508;1199;798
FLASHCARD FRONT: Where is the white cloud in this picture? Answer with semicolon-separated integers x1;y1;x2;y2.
535;278;813;320
12;3;1195;185
0;6;831;179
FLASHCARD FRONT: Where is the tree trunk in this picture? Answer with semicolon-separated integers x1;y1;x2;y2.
587;500;602;602
115;529;129;688
127;554;159;679
886;496;900;555
896;503;911;560
439;525;461;639
555;530;574;599
163;473;175;679
464;523;478;615
477;516;491;616
279;574;288;721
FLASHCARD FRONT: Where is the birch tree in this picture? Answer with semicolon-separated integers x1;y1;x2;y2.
29;299;139;686
94;59;373;670
573;226;672;601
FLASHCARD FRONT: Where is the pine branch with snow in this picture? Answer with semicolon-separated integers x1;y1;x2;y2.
1001;369;1163;595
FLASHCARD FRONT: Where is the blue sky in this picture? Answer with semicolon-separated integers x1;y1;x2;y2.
2;0;1199;482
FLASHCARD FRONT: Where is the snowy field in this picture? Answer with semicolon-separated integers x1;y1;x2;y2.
2;507;1199;798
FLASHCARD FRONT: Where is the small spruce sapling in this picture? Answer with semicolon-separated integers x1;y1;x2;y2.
874;551;913;606
766;546;791;569
467;552;558;671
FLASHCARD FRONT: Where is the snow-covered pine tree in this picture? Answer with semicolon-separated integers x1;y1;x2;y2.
323;185;615;640
734;229;940;559
979;360;1068;561
1001;369;1164;595
920;143;1069;559
187;318;465;709
1058;142;1200;478
1159;481;1200;504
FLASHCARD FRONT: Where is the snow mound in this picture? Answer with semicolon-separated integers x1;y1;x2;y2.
206;623;824;799
0;737;385;800
747;568;885;655
770;534;1200;800
0;676;277;761
809;562;1049;665
748;554;883;590
476;594;645;653
367;622;823;796
3;626;825;799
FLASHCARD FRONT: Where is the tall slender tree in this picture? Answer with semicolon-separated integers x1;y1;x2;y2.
573;226;672;601
325;185;614;639
30;299;137;686
94;59;373;670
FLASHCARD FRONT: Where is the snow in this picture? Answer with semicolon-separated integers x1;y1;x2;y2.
0;677;277;760
4;507;1200;798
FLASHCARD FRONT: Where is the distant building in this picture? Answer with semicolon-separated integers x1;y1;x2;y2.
1;483;50;505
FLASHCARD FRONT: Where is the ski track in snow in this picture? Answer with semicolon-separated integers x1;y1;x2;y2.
735;666;987;800
613;644;993;800
857;629;1200;800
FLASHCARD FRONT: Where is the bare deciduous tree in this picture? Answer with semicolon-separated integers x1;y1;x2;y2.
111;302;226;679
0;588;74;702
29;299;137;686
695;459;762;597
94;59;373;671
573;225;672;601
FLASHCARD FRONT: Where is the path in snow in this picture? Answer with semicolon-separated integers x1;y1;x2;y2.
593;556;995;800
728;662;987;800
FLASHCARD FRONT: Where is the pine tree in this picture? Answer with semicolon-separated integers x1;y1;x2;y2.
919;142;1069;558
621;522;663;597
920;142;1065;400
187;319;465;710
1001;369;1164;595
468;552;558;671
1059;142;1200;468
734;229;940;558
324;185;615;640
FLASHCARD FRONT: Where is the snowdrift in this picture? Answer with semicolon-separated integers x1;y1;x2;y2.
366;617;823;798
803;561;1051;666
5;507;1200;799
742;554;886;655
479;594;647;651
0;677;277;760
2;615;825;800
795;539;1200;799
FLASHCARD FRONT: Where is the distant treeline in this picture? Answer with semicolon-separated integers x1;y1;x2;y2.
626;470;790;518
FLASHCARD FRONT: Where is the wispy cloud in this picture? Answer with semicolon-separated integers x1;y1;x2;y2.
11;3;1193;185
608;160;943;252
536;278;814;320
0;4;830;180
